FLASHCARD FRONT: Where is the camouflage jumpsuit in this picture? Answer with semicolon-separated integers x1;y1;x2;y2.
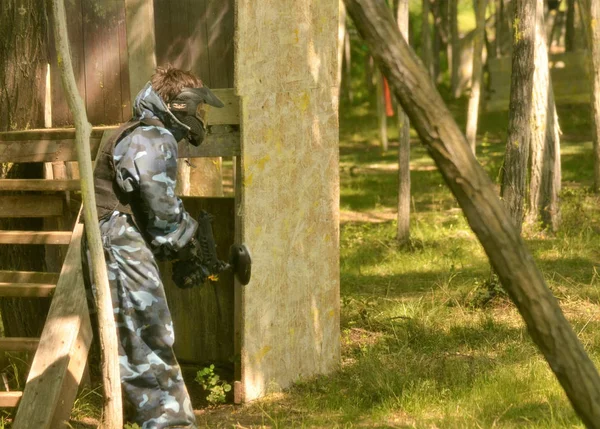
87;83;198;428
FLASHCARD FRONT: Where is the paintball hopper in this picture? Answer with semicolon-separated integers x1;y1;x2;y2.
229;244;252;285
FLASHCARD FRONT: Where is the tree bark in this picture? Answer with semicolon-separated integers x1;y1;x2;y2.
0;0;50;339
566;0;576;51
421;0;434;78
343;0;600;426
396;0;411;243
578;0;600;192
466;0;487;153
338;0;347;95
501;0;536;233
51;0;123;427
528;0;561;231
450;0;461;97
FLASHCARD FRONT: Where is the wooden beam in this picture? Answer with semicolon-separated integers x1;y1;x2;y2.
0;179;80;192
0;283;56;298
0;271;59;284
0;196;64;218
179;128;241;158
0;231;72;245
0;137;103;164
0;338;40;352
0;392;22;407
13;223;93;429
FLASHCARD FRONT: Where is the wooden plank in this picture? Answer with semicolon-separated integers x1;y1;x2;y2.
0;127;107;142
0;271;59;284
152;0;172;70
125;0;158;102
159;197;235;364
0;231;72;245
82;0;107;125
0;179;80;192
0;196;64;218
206;0;235;88
118;0;132;121
0;338;40;352
0;391;22;407
179;128;241;157
206;90;240;125
13;223;93;429
100;0;126;125
0;284;56;298
186;0;211;83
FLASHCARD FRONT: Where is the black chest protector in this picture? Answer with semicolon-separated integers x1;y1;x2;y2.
94;118;164;223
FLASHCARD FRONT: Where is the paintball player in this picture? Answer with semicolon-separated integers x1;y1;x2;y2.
85;65;229;428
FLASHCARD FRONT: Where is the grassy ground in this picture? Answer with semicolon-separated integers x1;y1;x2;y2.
193;97;600;428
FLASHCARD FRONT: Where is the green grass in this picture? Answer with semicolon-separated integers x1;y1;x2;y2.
192;93;600;427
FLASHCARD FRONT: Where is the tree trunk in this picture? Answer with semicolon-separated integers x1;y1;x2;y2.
578;0;600;192
51;0;123;426
338;0;347;96
344;30;354;102
343;0;600;426
529;0;561;231
450;0;461;97
421;0;434;77
501;0;536;233
396;0;411;243
466;0;487;153
566;0;576;51
0;0;50;338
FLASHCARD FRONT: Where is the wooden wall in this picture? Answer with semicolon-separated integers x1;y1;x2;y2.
49;0;131;126
153;0;235;89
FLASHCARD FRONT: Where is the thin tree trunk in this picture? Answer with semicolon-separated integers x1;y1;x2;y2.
529;0;561;231
450;0;461;97
376;71;388;151
51;0;123;427
344;1;600;426
421;0;434;77
396;0;410;243
579;0;600;192
501;0;536;232
466;0;487;153
0;0;50;340
566;0;576;51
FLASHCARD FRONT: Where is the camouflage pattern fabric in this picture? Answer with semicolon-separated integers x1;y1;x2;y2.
85;83;200;428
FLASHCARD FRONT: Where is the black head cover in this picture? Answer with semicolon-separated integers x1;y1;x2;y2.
169;86;224;116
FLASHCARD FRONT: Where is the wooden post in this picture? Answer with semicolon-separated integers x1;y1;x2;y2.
50;1;122;428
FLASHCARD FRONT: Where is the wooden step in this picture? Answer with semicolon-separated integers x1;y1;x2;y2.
0;283;56;298
0;179;80;192
0;338;39;352
0;195;64;218
0;391;22;407
0;231;72;245
0;271;60;283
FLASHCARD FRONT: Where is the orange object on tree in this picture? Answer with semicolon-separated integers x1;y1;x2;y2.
384;77;394;116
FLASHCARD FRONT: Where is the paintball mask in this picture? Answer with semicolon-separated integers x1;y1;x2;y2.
169;87;224;146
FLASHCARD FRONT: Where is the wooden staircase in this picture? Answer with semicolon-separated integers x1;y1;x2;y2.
0;128;97;427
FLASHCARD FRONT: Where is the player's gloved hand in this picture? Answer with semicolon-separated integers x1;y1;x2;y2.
172;258;210;289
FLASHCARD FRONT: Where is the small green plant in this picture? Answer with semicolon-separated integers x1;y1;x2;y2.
195;364;231;405
123;423;141;429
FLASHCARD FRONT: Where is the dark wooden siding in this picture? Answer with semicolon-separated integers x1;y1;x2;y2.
49;0;131;126
154;0;235;89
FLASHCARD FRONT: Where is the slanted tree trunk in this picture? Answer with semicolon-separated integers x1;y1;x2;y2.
466;0;487;153
344;0;600;426
0;0;50;338
579;0;600;192
450;0;461;97
396;0;411;243
566;0;576;51
501;0;536;232
529;0;561;231
421;0;434;77
51;0;123;426
344;30;353;102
